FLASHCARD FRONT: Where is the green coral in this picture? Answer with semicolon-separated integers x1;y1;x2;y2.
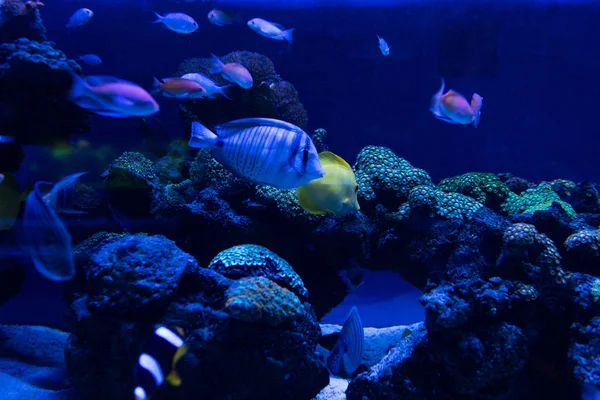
253;185;320;225
102;152;155;190
438;172;512;210
408;185;483;220
311;128;328;153
354;146;433;212
188;149;252;196
591;279;600;303
501;182;576;218
224;277;303;327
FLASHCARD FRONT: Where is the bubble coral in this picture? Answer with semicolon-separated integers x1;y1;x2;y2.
208;244;308;301
501;183;577;219
354;146;433;215
438;172;512;211
224;276;304;327
177;50;308;129
408;185;483;220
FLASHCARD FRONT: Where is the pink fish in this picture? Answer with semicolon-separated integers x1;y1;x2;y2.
209;54;253;89
430;78;483;127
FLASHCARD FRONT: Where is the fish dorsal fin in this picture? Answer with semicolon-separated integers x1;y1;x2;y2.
443;89;466;100
272;22;286;30
318;151;352;171
216;118;303;137
296;186;326;215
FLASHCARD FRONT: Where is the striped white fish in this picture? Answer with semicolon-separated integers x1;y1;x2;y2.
326;306;364;378
188;118;325;189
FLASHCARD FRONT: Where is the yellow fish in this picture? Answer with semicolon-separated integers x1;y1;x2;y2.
0;173;30;230
296;151;360;215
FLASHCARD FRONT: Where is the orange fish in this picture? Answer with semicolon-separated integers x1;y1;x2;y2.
209;54;253;89
151;77;207;98
430;78;483;127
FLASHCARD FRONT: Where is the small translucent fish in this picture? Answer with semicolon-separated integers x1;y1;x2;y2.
68;72;159;118
247;18;294;43
338;259;364;292
134;326;188;400
209;54;253;89
377;35;390;56
151;77;207;98
180;73;233;99
430;77;483;127
66;8;93;29
20;173;86;281
153;11;198;34
326;307;364;378
188;118;324;189
297;151;360;215
41;171;87;214
77;54;102;66
208;9;237;26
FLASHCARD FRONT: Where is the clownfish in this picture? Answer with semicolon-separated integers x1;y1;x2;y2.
430;77;483;127
133;326;188;400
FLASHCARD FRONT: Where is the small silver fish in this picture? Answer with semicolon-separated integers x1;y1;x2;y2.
153;12;198;34
180;73;232;99
188;118;325;189
326;307;364;378
66;8;94;29
68;73;159;118
77;54;102;66
247;18;294;43
377;35;390;56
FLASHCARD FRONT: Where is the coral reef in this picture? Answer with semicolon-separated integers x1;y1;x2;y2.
86;141;600;400
177;50;308;129
0;38;90;152
64;234;329;400
0;0;46;42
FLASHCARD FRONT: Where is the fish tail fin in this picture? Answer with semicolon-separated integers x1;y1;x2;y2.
209;54;224;74
218;84;234;100
471;93;483;128
151;77;162;94
430;77;445;114
152;11;162;23
67;70;88;101
189;122;219;148
165;369;182;387
282;28;295;43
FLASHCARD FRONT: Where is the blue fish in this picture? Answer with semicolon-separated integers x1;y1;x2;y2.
377;35;390;56
326;306;364;378
66;8;94;29
188;118;325;189
77;54;102;66
20;172;86;281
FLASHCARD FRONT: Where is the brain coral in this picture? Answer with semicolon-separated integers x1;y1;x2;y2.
207;244;309;301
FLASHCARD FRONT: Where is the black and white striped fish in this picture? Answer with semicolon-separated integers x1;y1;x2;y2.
188;118;325;189
133;326;188;400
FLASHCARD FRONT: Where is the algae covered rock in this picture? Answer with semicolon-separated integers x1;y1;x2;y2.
64;235;329;400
